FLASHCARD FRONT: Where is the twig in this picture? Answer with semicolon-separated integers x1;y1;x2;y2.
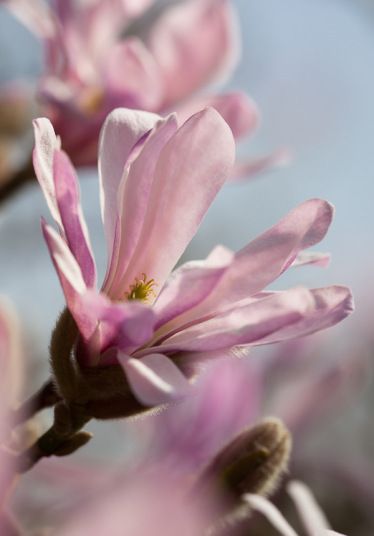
0;156;34;205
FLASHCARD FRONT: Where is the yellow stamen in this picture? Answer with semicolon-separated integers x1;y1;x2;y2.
125;273;157;302
79;87;104;115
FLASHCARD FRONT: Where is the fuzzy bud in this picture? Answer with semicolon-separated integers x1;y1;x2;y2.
198;418;291;504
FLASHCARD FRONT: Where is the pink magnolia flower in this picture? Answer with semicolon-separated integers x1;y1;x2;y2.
3;0;258;167
246;480;347;536
34;106;353;408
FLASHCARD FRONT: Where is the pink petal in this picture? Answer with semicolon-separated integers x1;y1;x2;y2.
175;92;259;139
256;286;353;345
230;148;291;182
153;246;233;330
103;38;163;110
292;251;331;268
150;0;239;108
156;288;314;353
53;150;96;287
33;118;61;225
104;114;178;297
180;199;335;323
244;495;298;536
118;353;190;406
3;0;54;37
78;291;156;359
118;107;235;296
41;220;97;341
98;107;161;261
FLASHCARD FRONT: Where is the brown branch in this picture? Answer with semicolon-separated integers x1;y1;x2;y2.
0;156;35;206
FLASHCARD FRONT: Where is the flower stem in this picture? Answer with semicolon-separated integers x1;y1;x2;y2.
18;403;91;473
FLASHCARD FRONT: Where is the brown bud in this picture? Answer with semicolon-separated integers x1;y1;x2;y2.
198;418;291;503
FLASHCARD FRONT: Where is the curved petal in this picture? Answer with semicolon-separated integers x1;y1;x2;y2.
119;353;190;406
103;38;163;110
230;148;291;183
98;107;162;260
287;481;331;535
175;92;259;139
174;199;335;325
291;251;331;268
33;118;61;225
118;107;235;296
104;114;178;296
244;495;298;536
78;290;156;358
150;0;239;107
254;286;353;345
53;150;96;287
156;288;314;353
41;220;97;341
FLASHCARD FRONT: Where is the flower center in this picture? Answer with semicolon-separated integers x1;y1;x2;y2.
79;87;104;115
125;274;157;302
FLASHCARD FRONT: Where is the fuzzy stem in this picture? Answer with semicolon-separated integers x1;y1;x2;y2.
18;404;91;473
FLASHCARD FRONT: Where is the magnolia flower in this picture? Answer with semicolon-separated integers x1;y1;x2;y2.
246;480;346;536
34;107;353;409
3;0;258;167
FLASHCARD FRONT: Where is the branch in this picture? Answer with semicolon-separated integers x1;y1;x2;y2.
0;156;34;205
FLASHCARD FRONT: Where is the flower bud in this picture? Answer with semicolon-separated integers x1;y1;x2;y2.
198;418;291;503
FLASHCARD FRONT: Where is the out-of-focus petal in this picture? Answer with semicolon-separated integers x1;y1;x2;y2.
98;108;161;261
175;92;259;139
230;148;291;182
150;0;239;107
292;251;331;268
2;0;54;37
118;107;235;295
152;357;261;470
53;150;96;287
119;353;190;406
244;494;298;536
103;38;163;110
287;481;331;535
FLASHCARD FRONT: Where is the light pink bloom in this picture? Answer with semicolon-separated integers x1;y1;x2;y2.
246;480;347;536
54;470;215;536
145;357;261;472
34;107;353;408
3;0;258;166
